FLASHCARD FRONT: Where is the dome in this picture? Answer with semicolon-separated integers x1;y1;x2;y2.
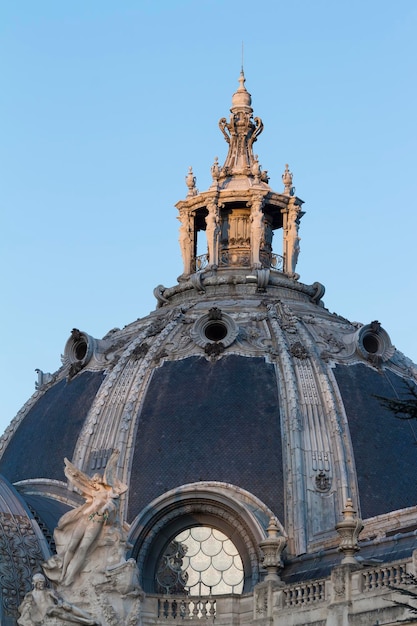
231;70;252;109
1;73;417;626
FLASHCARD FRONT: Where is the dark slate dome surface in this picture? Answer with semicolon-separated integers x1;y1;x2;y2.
334;363;417;518
0;371;104;483
128;355;284;521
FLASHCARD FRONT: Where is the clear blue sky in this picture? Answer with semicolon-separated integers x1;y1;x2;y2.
1;1;416;435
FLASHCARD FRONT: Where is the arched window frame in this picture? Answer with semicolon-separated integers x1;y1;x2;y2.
128;482;287;594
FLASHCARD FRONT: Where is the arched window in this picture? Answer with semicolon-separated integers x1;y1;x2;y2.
128;482;286;596
155;526;244;596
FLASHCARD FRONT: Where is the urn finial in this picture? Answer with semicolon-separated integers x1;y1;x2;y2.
335;498;364;565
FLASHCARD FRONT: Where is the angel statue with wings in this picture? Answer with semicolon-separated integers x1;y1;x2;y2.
44;450;128;587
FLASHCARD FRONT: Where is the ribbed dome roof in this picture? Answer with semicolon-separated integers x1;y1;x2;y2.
1;74;416;619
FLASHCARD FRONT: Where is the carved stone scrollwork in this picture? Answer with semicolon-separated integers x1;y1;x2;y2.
208;307;222;320
276;301;298;333
290;341;309;360
131;343;149;360
0;513;46;621
331;565;347;601
189;272;205;294
35;369;54;390
315;471;331;492
256;268;270;291
204;342;225;358
255;586;268;616
153;284;169;307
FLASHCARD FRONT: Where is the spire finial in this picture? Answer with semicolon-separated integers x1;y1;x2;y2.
185;166;198;197
335;498;364;564
282;164;293;195
217;71;264;180
241;41;244;74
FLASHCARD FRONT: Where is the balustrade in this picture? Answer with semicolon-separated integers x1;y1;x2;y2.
193;252;283;271
283;580;326;607
362;562;408;591
157;597;216;620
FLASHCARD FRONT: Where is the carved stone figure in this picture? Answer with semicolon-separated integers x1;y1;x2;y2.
205;200;220;267
178;212;193;275
44;451;127;587
17;574;99;626
210;156;220;182
284;202;301;275
25;452;144;625
250;197;265;268
251;154;261;183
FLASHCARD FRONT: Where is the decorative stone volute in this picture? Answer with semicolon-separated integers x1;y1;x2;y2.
258;517;287;583
335;498;364;565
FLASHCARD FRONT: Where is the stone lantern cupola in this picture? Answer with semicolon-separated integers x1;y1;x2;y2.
176;71;304;280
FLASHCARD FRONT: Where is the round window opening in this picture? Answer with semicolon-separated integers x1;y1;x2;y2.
362;334;379;354
204;322;228;343
74;340;88;360
156;526;244;596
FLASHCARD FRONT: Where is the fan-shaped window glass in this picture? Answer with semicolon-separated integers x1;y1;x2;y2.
156;526;244;596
